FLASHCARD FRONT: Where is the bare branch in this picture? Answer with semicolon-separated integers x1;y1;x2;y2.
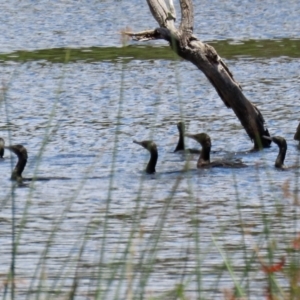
124;0;271;148
121;30;162;41
146;0;176;31
166;0;176;21
179;0;194;34
146;0;171;27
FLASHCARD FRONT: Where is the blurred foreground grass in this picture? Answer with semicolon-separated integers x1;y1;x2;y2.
1;41;300;300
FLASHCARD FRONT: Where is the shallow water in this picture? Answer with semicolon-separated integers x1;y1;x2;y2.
0;0;300;299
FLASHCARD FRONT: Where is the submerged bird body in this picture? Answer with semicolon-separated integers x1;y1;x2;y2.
133;140;158;174
186;133;247;168
0;137;4;158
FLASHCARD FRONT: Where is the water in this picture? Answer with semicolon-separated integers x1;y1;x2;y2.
0;0;300;299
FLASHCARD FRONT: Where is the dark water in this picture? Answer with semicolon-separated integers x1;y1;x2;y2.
0;1;300;299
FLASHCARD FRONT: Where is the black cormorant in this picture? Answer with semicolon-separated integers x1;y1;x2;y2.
0;137;4;158
186;133;247;168
5;144;28;183
133;140;158;174
5;144;71;184
174;122;200;154
263;135;293;169
294;123;300;148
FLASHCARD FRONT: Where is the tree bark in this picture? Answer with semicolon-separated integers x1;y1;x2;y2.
124;0;271;149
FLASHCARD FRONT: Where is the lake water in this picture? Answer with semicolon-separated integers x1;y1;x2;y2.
0;0;300;299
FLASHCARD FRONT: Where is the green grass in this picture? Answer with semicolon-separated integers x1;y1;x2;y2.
0;38;299;64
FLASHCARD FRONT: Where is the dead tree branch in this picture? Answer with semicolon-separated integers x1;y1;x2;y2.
126;0;271;149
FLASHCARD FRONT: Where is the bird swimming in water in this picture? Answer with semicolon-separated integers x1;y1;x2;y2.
174;122;185;152
133;140;158;174
0;137;4;158
4;144;71;184
174;122;200;154
5;144;28;183
186;133;247;168
294;122;300;148
263;135;296;169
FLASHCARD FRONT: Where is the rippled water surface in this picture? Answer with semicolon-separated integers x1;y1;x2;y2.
1;0;300;51
0;0;300;299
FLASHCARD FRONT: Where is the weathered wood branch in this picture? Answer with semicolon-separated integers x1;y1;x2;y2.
179;0;193;34
122;29;162;41
127;0;271;149
146;0;176;29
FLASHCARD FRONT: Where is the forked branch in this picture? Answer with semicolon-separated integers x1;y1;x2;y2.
125;0;271;149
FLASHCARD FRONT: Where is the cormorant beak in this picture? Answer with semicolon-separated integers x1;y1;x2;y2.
185;133;195;140
4;145;28;160
133;140;141;146
5;146;17;153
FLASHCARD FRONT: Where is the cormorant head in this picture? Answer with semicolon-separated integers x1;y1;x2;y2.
271;136;287;151
133;140;157;153
133;140;158;174
186;133;211;149
6;144;28;161
263;135;287;150
177;121;185;133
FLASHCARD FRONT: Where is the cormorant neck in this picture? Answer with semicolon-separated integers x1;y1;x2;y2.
294;123;300;142
0;138;4;158
175;129;184;151
275;145;286;169
11;156;27;182
201;145;210;161
197;145;211;167
146;149;158;174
